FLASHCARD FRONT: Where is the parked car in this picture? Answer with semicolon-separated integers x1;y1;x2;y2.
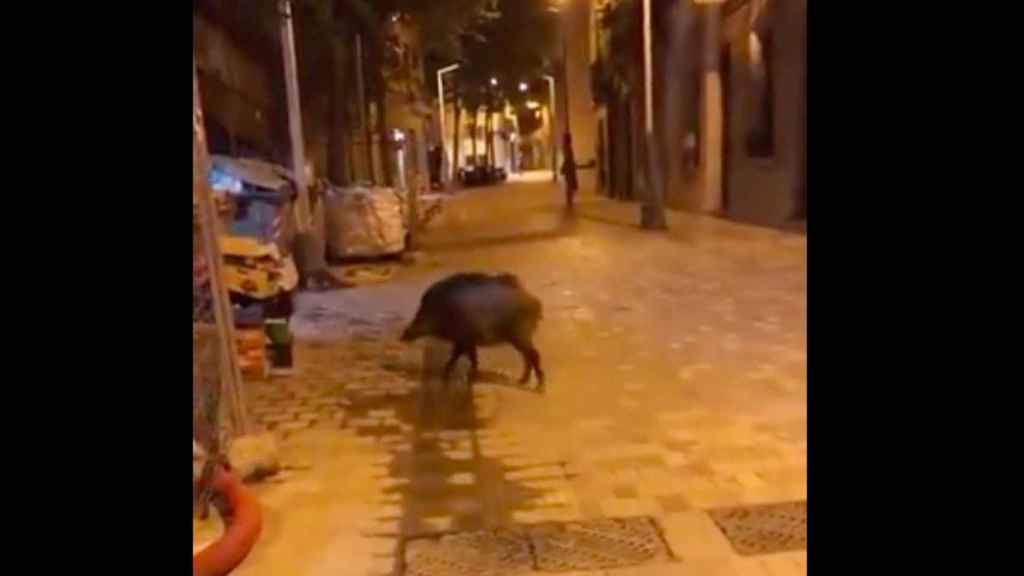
457;163;508;187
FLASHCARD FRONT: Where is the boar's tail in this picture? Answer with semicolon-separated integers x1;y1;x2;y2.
528;295;543;321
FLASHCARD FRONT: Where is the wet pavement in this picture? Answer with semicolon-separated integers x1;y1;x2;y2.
235;177;807;576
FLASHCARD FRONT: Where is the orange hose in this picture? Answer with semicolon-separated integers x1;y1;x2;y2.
194;466;262;576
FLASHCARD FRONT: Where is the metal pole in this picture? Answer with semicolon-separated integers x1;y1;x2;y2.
543;75;557;181
643;0;654;136
436;64;460;183
279;0;310;231
437;65;460;143
194;56;250;436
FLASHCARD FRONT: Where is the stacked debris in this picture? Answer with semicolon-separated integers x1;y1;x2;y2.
324;184;408;259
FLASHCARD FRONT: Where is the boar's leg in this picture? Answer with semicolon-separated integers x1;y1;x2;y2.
466;345;479;381
443;342;469;382
529;346;545;392
511;337;543;390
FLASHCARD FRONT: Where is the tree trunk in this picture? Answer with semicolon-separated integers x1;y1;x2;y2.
374;49;392;187
327;34;351;186
355;34;374;184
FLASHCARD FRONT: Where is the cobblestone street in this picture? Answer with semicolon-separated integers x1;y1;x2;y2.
235;178;807;576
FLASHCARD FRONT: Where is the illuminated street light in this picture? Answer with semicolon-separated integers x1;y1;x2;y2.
519;82;528;93
490;77;499;87
542;74;557;181
437;63;460;181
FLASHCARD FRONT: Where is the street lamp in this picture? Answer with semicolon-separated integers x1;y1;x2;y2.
490;77;499;87
437;63;460;182
542;74;557;181
519;81;528;93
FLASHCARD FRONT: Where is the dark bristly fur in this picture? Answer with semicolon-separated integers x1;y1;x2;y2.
402;273;545;390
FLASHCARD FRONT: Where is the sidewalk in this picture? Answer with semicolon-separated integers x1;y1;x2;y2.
235;180;806;576
574;195;806;245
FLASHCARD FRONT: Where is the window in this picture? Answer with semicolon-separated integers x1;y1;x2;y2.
746;31;774;158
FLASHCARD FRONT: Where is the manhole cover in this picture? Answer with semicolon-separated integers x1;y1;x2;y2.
708;501;807;556
528;517;671;572
403;529;533;576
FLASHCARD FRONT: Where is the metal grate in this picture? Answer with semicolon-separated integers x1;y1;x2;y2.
529;518;671;572
402;518;673;575
404;529;533;576
708;500;807;556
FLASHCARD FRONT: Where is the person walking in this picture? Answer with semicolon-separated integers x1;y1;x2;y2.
560;132;580;209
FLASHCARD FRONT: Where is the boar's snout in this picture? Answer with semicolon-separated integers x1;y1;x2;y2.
400;318;425;342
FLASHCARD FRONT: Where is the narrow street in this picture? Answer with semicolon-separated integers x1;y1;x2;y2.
236;176;807;576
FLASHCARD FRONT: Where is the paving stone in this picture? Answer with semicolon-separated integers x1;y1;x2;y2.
278;421;308;433
659;511;736;561
449;472;476;486
599;498;660;519
505;465;565;482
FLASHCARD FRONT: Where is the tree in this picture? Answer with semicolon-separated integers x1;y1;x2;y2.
449;0;557;169
196;0;497;182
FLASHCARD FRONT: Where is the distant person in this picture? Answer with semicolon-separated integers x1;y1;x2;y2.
561;133;579;209
560;133;595;210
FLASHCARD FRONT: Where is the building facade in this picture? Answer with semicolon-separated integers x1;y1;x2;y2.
582;0;806;227
194;12;279;160
717;0;806;224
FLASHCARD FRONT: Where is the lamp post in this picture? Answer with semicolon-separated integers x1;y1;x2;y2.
279;0;310;231
437;63;460;183
542;75;557;181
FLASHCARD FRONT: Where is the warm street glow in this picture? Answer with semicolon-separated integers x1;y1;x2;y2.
193;0;808;571
749;32;764;66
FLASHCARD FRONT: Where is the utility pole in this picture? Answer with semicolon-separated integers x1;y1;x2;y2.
279;0;311;231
